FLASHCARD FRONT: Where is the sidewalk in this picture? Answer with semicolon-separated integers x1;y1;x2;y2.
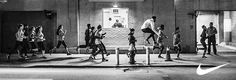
1;52;235;68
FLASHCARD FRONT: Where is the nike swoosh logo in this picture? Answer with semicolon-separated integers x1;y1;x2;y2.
196;63;229;75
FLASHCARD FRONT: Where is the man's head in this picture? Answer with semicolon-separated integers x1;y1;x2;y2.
91;26;95;30
202;25;206;29
87;24;91;29
129;28;135;35
152;16;157;22
159;24;164;30
175;27;180;33
209;22;213;27
97;25;102;30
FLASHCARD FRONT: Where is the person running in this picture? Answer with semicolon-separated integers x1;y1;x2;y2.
12;24;26;59
200;25;207;58
35;26;47;59
173;27;182;59
50;25;71;55
89;25;108;61
206;22;218;55
127;28;137;64
141;16;159;44
22;24;30;58
29;26;37;56
88;26;97;56
155;24;168;58
85;24;91;47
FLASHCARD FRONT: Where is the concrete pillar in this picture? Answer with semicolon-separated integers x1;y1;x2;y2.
223;11;232;44
145;46;150;65
115;47;119;65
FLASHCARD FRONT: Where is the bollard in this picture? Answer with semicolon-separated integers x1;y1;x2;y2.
145;46;150;65
115;47;120;65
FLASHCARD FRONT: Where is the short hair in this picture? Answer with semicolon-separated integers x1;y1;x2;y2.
202;25;206;28
91;27;95;30
152;16;156;19
129;28;135;31
97;25;102;29
160;24;164;30
210;22;213;25
17;24;24;29
87;24;91;27
175;27;179;31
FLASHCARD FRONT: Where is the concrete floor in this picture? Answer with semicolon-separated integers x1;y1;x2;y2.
0;67;235;80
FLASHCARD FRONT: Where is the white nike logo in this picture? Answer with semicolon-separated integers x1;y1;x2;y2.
196;63;229;75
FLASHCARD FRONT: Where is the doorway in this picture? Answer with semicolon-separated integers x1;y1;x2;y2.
196;11;220;44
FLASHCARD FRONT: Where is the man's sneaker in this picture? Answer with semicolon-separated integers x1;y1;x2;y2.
67;53;72;55
102;58;108;62
89;56;94;60
207;53;211;55
41;56;47;59
202;56;207;58
158;55;164;58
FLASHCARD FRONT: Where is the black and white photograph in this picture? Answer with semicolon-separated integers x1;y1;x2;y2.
0;0;236;80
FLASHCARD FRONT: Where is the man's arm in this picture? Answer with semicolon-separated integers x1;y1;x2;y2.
214;27;217;34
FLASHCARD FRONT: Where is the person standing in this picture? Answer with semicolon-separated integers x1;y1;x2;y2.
85;24;91;47
35;26;47;59
50;25;71;55
206;22;218;55
127;28;137;64
173;27;182;59
141;16;159;44
200;25;207;58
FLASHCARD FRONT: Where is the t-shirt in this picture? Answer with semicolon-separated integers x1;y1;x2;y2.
173;32;181;45
141;19;155;29
206;26;217;37
36;32;45;42
57;29;65;41
16;30;25;42
157;30;166;43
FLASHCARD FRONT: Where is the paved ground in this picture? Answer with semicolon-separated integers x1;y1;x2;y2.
0;67;235;80
0;51;235;68
0;45;235;80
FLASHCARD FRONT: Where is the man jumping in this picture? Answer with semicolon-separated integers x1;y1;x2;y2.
141;16;159;44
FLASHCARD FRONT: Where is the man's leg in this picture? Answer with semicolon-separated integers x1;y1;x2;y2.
142;28;156;44
201;39;207;58
176;45;181;58
85;39;90;47
158;44;164;58
207;38;212;55
212;38;217;55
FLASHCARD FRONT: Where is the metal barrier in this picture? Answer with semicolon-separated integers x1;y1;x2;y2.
115;46;151;65
145;46;150;65
115;47;119;65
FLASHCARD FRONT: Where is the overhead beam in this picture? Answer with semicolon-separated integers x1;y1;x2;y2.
89;0;144;2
